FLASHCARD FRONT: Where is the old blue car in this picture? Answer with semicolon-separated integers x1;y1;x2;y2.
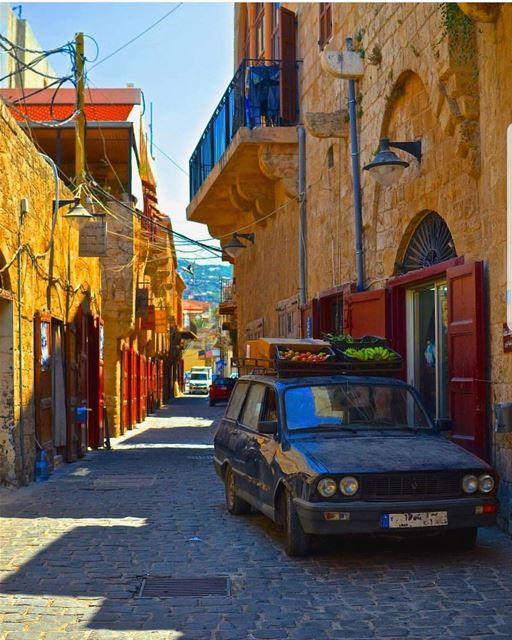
213;374;498;556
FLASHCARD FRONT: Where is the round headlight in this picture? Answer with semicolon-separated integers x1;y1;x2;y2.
462;474;478;494
317;477;337;498
478;474;495;493
339;476;359;496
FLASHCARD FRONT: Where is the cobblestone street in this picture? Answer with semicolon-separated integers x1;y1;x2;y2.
1;396;512;640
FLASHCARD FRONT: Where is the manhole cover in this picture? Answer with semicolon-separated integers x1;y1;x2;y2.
136;576;230;598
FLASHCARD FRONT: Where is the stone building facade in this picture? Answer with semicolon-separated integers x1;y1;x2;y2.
187;3;512;533
0;99;101;484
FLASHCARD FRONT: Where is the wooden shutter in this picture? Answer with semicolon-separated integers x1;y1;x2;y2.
343;289;388;339
122;346;130;433
279;7;297;124
447;261;487;459
34;312;54;465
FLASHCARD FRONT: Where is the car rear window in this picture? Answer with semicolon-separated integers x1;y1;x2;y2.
213;378;233;386
226;383;249;420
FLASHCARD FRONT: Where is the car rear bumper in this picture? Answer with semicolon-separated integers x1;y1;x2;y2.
293;496;498;535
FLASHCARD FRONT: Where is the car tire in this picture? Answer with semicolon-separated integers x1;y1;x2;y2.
225;467;251;515
209;399;215;406
442;527;478;550
283;490;310;557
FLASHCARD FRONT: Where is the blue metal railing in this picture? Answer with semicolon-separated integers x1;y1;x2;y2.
189;58;298;200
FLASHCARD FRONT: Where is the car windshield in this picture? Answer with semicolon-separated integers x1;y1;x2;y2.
284;383;431;432
191;373;208;381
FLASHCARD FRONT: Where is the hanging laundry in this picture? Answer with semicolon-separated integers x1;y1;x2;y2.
245;65;281;128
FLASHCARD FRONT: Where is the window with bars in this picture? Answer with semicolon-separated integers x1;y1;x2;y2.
319;3;333;50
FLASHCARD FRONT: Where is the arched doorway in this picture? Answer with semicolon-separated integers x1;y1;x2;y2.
400;213;457;421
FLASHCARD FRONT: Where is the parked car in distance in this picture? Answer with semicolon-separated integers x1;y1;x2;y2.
209;377;236;406
213;374;499;556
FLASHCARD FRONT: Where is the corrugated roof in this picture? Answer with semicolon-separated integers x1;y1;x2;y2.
0;87;141;105
0;87;140;123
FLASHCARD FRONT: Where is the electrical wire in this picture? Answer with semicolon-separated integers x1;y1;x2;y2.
153;142;189;176
88;3;184;71
84;184;222;261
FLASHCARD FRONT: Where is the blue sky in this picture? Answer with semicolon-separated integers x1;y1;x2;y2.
16;1;234;254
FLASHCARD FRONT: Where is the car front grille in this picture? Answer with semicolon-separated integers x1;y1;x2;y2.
362;472;462;501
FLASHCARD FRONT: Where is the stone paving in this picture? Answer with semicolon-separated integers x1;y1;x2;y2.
1;396;512;640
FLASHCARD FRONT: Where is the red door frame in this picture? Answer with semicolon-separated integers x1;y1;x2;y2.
388;257;464;369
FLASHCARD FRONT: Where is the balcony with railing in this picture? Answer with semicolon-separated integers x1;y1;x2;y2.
219;277;236;315
187;58;300;240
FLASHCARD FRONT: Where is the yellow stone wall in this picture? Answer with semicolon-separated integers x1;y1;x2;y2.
228;3;512;525
0;100;101;484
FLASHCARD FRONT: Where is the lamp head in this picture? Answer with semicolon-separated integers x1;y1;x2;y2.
63;198;94;227
224;233;254;259
363;137;409;186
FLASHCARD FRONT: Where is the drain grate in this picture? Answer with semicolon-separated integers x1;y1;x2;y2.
136;576;230;598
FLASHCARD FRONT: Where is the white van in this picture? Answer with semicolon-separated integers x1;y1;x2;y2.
189;367;212;395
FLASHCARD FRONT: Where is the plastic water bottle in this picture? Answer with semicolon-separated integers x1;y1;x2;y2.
34;449;50;482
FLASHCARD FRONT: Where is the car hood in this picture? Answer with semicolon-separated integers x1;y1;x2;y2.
291;433;489;474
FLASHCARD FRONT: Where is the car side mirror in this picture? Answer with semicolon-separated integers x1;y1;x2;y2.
434;418;453;432
258;420;278;435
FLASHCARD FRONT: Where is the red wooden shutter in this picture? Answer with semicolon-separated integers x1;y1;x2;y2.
343;289;388;339
279;7;297;124
447;261;487;459
122;346;130;433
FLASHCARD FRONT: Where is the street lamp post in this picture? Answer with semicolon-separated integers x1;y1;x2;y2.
345;37;365;292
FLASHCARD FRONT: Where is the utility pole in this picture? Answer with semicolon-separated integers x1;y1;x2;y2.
75;32;86;202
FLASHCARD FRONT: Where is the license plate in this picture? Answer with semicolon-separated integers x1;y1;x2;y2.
381;511;448;529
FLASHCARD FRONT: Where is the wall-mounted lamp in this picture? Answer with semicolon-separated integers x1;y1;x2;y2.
363;137;422;186
224;233;255;259
53;196;94;225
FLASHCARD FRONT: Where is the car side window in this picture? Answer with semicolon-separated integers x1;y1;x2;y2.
226;383;249;421
240;383;266;431
263;388;278;422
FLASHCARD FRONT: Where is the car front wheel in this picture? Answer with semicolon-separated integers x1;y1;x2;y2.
209;399;215;406
224;467;251;515
283;490;310;557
